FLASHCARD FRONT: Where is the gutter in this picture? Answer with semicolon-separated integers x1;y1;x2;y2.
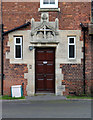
80;23;88;95
1;22;31;96
3;22;31;35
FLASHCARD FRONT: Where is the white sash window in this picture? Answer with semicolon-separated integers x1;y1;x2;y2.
14;37;22;59
68;37;76;59
40;0;58;8
91;1;93;22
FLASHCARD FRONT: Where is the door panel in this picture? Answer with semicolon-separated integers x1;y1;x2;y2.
46;61;54;74
46;74;54;90
36;75;45;90
36;50;46;61
35;48;55;93
36;61;44;73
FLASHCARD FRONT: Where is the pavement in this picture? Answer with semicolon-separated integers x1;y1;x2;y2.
1;94;92;102
1;95;92;118
2;99;92;118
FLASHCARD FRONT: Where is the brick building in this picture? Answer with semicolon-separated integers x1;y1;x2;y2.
0;0;93;96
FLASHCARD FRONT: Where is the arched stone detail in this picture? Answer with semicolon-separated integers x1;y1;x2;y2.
31;13;59;42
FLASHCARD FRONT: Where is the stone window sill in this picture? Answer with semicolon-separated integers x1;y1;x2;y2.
38;8;60;12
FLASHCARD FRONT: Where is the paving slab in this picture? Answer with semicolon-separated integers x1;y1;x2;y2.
26;95;66;101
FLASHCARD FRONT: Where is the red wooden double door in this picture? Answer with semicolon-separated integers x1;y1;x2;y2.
35;48;55;93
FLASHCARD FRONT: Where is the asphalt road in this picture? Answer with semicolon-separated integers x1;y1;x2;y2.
2;100;91;118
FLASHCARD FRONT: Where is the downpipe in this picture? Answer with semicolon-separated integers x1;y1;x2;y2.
80;23;88;95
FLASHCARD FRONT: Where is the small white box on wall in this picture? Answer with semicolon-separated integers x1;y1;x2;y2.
11;85;23;98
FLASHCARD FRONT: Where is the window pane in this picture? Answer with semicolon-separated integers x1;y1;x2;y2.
92;12;93;17
69;45;74;58
50;0;55;4
92;8;93;16
92;17;93;23
43;0;49;4
92;1;93;22
16;38;20;43
69;38;74;43
43;0;55;4
15;45;21;58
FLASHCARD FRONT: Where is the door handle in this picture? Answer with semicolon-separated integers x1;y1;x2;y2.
44;74;46;77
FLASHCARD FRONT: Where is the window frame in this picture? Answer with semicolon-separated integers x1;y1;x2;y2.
68;37;76;60
14;37;23;59
40;0;58;9
91;1;93;23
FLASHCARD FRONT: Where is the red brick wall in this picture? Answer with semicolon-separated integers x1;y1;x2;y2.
60;63;83;96
2;2;91;31
2;2;92;96
60;31;92;96
3;35;28;96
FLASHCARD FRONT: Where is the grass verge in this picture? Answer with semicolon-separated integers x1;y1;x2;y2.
0;95;25;100
66;95;93;99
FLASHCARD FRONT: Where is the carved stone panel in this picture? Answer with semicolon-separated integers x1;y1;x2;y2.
31;13;59;43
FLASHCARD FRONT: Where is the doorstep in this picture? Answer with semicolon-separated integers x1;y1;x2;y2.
26;94;66;101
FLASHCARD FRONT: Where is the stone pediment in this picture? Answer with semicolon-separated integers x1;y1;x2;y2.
31;13;59;43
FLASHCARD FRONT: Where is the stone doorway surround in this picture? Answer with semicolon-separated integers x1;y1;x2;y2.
25;43;65;96
25;13;65;96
